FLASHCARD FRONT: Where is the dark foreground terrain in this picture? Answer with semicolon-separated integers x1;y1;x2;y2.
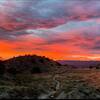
0;55;100;99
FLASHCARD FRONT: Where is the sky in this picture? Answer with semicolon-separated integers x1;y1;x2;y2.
0;0;100;60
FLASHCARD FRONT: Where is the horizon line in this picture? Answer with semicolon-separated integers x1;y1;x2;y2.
0;54;100;62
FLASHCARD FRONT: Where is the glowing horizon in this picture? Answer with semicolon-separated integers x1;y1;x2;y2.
0;0;100;61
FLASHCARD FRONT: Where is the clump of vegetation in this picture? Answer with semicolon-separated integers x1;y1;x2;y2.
0;86;46;99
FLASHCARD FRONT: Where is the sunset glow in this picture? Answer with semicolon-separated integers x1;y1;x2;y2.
0;0;100;60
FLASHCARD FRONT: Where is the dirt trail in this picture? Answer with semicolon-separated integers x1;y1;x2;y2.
49;74;61;98
38;74;65;99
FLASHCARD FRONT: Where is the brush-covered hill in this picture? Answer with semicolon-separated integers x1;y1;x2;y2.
3;55;61;75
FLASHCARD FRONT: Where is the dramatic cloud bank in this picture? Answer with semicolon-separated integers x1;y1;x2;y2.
0;0;100;60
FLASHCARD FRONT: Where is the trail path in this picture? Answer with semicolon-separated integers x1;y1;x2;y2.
38;74;66;99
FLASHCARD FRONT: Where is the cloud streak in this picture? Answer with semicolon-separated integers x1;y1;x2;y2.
0;0;100;60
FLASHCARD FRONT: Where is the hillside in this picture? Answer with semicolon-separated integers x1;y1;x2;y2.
2;55;61;75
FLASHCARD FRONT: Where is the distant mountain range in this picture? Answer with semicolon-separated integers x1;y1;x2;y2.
58;60;100;68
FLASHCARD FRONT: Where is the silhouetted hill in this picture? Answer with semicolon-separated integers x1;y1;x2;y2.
4;55;61;75
58;60;100;68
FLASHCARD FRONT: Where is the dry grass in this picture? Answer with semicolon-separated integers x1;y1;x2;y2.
1;69;100;99
57;69;100;89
